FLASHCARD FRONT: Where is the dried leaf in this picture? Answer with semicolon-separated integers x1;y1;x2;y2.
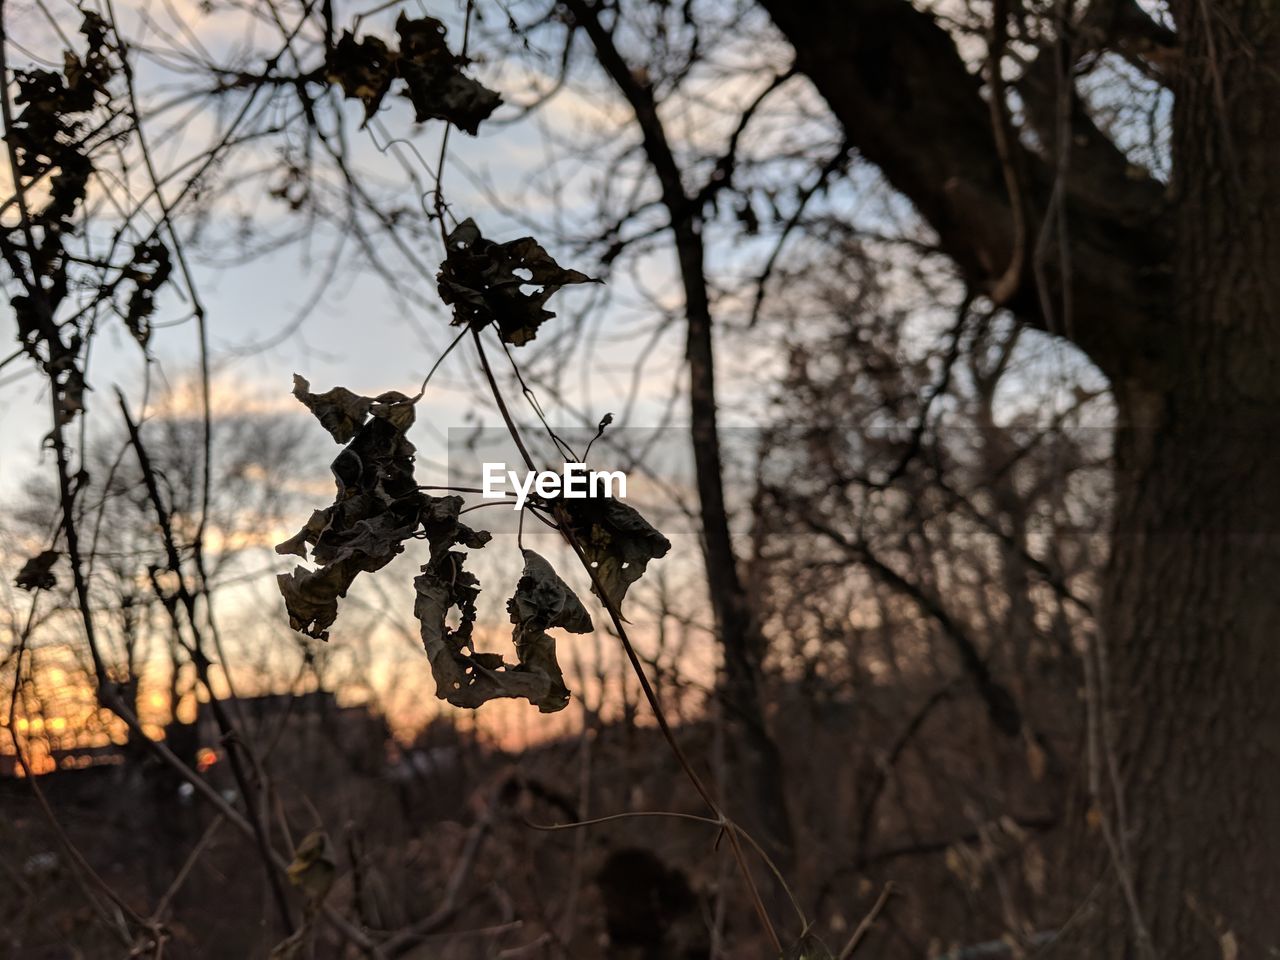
291;374;373;443
325;16;500;133
277;380;462;640
286;830;336;901
415;543;584;713
326;31;395;120
437;219;599;346
277;562;356;641
15;550;59;591
507;550;592;633
395;14;500;134
561;496;671;613
121;239;172;348
416;550;500;702
506;549;595;713
275;508;329;560
510;627;569;713
56;368;87;426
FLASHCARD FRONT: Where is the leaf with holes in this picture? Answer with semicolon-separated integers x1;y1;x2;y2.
416;545;586;714
437;219;599;346
562;496;671;614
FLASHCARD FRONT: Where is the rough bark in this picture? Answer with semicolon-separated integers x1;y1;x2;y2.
1090;3;1280;953
761;0;1280;954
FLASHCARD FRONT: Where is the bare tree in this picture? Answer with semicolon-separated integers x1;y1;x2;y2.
754;0;1277;953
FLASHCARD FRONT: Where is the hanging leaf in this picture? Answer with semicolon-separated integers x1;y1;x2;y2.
275;508;329;559
55;368;87;426
291;374;373;444
276;379;474;640
561;496;671;614
15;550;59;591
395;15;501;134
121;239;172;348
437;219;600;346
277;562;358;641
416;550;499;702
415;544;587;713
325;15;500;132
505;549;594;713
326;31;396;121
507;549;593;634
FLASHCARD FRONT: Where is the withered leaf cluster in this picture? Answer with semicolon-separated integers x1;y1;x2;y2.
5;14;166;428
276;375;456;640
326;14;500;132
122;239;173;348
280;376;637;715
437;219;599;346
278;214;660;713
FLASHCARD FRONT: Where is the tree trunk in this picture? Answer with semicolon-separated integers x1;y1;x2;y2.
562;0;794;861
678;215;795;859
1096;398;1280;956
762;0;1279;950
1089;4;1280;953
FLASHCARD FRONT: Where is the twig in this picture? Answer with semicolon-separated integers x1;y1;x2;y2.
837;883;895;960
116;390;296;935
